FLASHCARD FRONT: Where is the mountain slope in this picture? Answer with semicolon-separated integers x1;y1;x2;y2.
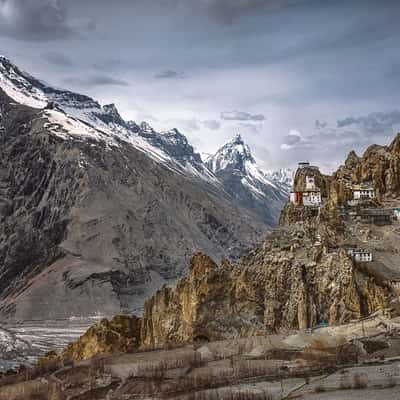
206;135;291;226
0;59;270;321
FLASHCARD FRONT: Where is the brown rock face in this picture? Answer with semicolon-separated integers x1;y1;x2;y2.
141;253;237;347
280;134;400;227
59;229;391;359
140;227;389;347
60;315;141;361
335;133;400;200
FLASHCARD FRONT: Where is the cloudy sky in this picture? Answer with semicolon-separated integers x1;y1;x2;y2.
1;0;400;171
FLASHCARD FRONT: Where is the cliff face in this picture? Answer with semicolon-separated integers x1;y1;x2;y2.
279;165;338;227
280;134;400;226
335;134;400;200
140;226;389;348
60;223;392;360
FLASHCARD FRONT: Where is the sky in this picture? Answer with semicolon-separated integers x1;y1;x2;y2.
1;0;400;172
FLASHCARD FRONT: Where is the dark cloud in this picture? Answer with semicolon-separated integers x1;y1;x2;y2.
221;111;266;121
64;75;129;87
42;51;74;67
280;109;400;171
337;110;400;134
155;70;185;79
202;119;220;130
0;0;92;41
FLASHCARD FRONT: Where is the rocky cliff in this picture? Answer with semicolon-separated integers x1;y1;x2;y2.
279;133;400;226
61;223;391;360
140;226;390;348
334;134;400;200
58;315;141;362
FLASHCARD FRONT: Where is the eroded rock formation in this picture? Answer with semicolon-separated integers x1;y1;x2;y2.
59;315;141;361
140;227;389;348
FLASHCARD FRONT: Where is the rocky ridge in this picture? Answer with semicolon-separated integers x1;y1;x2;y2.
59;224;391;361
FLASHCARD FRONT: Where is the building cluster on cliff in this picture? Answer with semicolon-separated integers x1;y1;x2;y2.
287;160;400;265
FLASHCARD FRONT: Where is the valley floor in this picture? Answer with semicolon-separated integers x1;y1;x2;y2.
1;314;400;399
0;318;97;371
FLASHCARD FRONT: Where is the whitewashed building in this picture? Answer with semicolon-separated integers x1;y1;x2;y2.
302;190;322;206
347;248;373;262
290;174;322;207
352;184;375;200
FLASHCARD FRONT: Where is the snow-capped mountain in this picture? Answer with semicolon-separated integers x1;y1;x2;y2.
206;135;290;226
0;55;216;185
265;168;294;192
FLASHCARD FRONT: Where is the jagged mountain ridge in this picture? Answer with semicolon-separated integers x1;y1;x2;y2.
0;55;219;186
0;56;288;191
0;57;291;321
207;135;292;226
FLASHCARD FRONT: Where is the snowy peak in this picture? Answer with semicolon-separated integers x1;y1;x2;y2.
0;55;47;108
0;56;218;184
206;134;291;225
207;134;280;192
0;56;99;111
265;168;294;189
207;134;255;175
101;103;125;125
160;128;202;165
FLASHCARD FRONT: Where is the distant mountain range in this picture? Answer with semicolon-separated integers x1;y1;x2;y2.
0;56;292;320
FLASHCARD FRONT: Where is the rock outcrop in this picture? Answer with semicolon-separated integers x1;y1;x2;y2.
59;315;141;362
334;134;400;200
140;225;390;348
63;223;390;360
279;133;400;227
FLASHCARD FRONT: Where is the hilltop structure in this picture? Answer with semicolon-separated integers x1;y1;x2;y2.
289;165;323;207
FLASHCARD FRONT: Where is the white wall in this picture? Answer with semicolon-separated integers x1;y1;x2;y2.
353;190;375;200
303;191;321;206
